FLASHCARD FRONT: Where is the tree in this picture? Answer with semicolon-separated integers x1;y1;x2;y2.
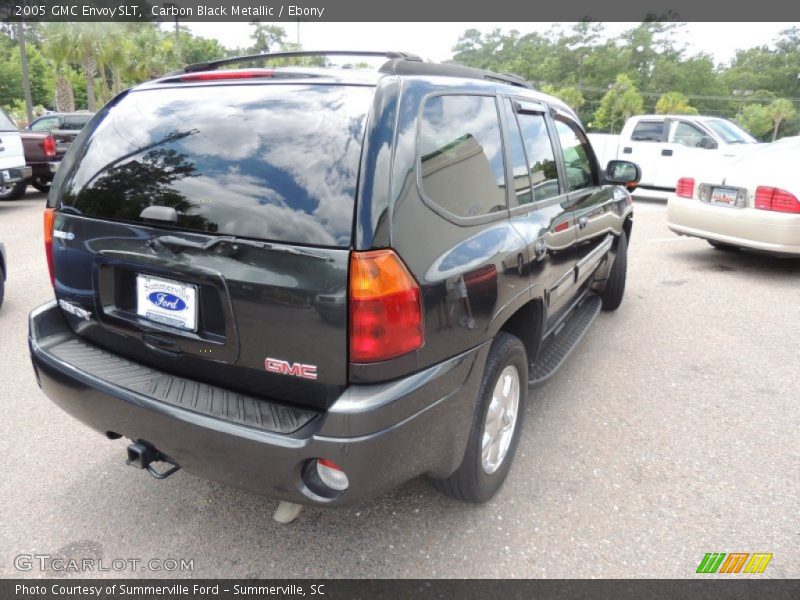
765;98;797;141
735;104;772;139
593;74;645;132
655;91;698;115
42;23;77;111
249;22;286;54
542;85;585;112
15;22;33;123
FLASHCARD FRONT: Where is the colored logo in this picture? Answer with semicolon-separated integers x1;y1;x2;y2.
148;292;186;311
696;552;773;574
265;357;318;380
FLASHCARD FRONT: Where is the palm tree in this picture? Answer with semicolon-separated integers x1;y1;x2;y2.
41;23;76;112
766;98;797;141
69;23;104;111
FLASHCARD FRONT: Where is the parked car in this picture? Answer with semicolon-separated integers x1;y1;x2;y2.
29;51;640;511
667;136;800;256
19;130;63;193
27;111;93;154
0;107;31;201
0;241;6;308
590;114;759;199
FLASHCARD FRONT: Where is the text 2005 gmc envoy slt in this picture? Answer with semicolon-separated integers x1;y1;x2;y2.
29;51;640;509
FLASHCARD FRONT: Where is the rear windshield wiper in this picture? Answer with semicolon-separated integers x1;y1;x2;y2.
151;235;331;260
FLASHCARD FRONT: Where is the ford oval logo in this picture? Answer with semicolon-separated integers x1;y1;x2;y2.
148;292;186;311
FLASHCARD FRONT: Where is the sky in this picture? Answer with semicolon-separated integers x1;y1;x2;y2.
180;22;797;66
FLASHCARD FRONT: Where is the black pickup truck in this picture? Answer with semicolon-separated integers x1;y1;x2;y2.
29;52;640;509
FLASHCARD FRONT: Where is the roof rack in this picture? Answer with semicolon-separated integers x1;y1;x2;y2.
181;50;532;90
379;58;533;89
183;50;422;73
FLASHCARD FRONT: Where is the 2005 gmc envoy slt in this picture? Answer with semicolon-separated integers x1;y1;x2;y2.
28;51;640;517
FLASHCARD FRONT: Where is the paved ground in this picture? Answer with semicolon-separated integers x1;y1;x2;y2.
1;191;797;578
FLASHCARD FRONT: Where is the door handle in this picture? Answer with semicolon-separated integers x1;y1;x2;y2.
661;149;673;156
622;147;632;154
577;217;588;230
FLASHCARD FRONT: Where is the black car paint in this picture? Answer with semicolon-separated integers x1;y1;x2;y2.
31;70;633;505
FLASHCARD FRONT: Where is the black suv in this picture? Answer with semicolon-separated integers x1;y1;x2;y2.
29;51;639;507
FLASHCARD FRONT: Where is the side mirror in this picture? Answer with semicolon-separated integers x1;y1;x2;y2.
605;160;641;192
698;137;718;150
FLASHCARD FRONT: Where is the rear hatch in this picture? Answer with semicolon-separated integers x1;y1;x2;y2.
48;81;375;409
0;109;25;171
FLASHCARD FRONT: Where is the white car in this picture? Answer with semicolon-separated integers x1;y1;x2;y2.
0;107;31;201
667;136;800;256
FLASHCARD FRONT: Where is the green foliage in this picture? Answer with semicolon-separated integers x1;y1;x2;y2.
593;74;645;132
735;104;772;139
655;92;698;115
542;85;585;111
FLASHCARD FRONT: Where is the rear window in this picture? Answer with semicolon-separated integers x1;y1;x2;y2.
58;84;373;247
62;115;92;130
0;108;17;131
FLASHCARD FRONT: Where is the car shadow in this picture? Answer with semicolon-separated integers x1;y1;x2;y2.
675;246;800;278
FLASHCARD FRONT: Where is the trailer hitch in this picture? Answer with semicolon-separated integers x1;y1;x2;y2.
126;441;181;479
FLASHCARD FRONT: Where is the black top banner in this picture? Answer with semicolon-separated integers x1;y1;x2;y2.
0;0;798;22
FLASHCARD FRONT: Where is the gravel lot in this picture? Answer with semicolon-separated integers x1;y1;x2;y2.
1;190;797;578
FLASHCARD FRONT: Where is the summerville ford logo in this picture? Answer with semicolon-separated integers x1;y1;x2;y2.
147;292;186;311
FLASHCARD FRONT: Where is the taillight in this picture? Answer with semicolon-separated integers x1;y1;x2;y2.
179;69;274;82
42;135;56;157
43;208;55;287
755;186;800;213
349;249;423;363
676;177;695;199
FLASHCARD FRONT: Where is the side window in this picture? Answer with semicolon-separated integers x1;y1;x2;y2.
554;118;597;192
515;110;560;203
31;116;58;131
419;95;506;218
669;121;715;148
631;120;665;142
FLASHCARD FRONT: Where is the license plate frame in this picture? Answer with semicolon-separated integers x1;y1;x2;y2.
136;274;198;331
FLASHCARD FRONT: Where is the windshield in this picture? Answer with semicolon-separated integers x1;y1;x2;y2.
58;84;373;247
0;108;17;132
704;118;758;144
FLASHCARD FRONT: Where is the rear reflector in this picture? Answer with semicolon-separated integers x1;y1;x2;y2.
315;459;349;492
349;249;423;363
43;208;55;287
755;186;800;213
42;135;56;158
676;177;695;199
178;69;274;82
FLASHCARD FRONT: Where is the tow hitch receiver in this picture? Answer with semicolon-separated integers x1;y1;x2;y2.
126;441;181;479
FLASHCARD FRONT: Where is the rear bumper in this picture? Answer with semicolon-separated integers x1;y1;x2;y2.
667;195;800;255
28;161;60;178
1;166;32;184
29;301;487;506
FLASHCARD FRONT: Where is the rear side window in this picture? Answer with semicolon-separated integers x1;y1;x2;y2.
631;120;664;142
419;94;506;219
58;84;374;247
31;116;59;131
0;109;17;131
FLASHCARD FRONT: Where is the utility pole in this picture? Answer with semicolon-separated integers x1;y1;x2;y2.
16;21;34;124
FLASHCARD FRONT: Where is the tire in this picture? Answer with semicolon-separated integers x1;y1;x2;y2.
0;272;4;309
708;240;737;251
0;181;25;201
600;230;627;312
431;332;528;503
31;177;52;193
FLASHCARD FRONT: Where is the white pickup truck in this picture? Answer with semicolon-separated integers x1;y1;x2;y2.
590;115;759;199
0;107;31;201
